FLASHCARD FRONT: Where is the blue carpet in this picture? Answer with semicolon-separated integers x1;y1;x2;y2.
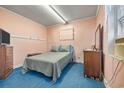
0;63;105;88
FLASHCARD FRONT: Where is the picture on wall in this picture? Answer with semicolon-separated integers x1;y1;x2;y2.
59;28;74;40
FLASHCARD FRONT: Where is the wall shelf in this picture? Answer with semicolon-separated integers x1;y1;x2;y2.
115;37;124;45
110;55;124;62
116;37;124;43
115;43;124;45
11;35;46;41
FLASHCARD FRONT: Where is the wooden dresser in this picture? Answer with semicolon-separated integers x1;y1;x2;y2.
0;45;13;79
83;50;103;80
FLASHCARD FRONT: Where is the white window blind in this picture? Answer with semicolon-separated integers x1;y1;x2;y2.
117;6;124;38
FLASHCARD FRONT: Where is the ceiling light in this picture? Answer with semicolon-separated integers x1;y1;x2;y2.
44;5;67;24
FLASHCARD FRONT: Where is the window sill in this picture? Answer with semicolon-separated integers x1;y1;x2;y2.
109;54;124;62
115;37;124;44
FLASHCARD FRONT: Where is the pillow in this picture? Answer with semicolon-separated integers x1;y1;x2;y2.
59;45;71;52
51;46;60;52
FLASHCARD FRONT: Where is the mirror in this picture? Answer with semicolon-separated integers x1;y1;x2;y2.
95;24;103;51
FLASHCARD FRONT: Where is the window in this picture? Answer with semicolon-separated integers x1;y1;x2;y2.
106;5;117;54
105;5;124;55
117;6;124;38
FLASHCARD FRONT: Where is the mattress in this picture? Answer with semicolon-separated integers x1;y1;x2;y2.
22;52;73;81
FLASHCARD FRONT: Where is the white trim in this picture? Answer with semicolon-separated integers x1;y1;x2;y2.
13;63;23;69
103;78;111;88
96;5;100;16
11;35;46;41
74;59;83;63
70;16;96;23
47;16;96;28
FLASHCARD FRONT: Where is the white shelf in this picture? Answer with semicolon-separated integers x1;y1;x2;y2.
115;43;124;45
11;35;46;41
116;36;124;40
110;55;124;62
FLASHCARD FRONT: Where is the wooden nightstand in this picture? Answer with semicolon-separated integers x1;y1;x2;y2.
83;49;103;81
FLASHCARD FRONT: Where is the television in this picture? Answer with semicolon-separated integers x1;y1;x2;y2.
0;29;10;45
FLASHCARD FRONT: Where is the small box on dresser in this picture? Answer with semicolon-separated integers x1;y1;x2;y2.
0;45;13;79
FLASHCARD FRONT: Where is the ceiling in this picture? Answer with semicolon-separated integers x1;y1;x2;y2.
0;5;98;26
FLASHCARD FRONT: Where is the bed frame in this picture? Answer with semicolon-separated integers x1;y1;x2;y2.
27;53;42;57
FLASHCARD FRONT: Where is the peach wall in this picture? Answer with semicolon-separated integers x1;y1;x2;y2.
0;7;48;68
96;6;124;87
1;5;123;87
47;17;96;61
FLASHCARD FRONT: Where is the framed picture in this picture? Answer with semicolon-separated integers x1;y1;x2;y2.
59;28;74;40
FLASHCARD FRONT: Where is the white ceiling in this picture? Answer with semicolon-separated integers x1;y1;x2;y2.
0;5;98;26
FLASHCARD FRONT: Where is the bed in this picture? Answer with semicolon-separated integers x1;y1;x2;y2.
22;45;75;81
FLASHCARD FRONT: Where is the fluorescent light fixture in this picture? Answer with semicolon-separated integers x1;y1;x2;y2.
44;5;67;24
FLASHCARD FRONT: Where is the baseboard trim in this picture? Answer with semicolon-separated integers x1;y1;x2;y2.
104;78;111;88
74;59;83;63
14;64;23;69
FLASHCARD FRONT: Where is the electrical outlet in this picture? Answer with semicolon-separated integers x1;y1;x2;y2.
78;57;80;59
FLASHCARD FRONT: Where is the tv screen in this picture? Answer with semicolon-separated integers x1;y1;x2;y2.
0;29;10;44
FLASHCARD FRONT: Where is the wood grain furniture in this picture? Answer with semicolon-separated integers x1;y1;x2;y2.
83;50;103;80
0;45;13;79
83;24;104;81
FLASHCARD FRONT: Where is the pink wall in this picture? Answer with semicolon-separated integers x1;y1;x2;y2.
48;5;124;87
1;5;123;87
47;17;96;61
0;7;48;68
96;6;124;87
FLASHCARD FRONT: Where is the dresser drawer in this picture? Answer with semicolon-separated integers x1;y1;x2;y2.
0;46;13;80
6;47;13;56
5;63;13;69
6;56;13;62
6;52;13;57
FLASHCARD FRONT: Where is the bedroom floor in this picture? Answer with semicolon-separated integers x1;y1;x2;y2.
0;63;105;88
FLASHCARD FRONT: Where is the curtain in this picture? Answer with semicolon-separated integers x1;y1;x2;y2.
105;5;118;55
